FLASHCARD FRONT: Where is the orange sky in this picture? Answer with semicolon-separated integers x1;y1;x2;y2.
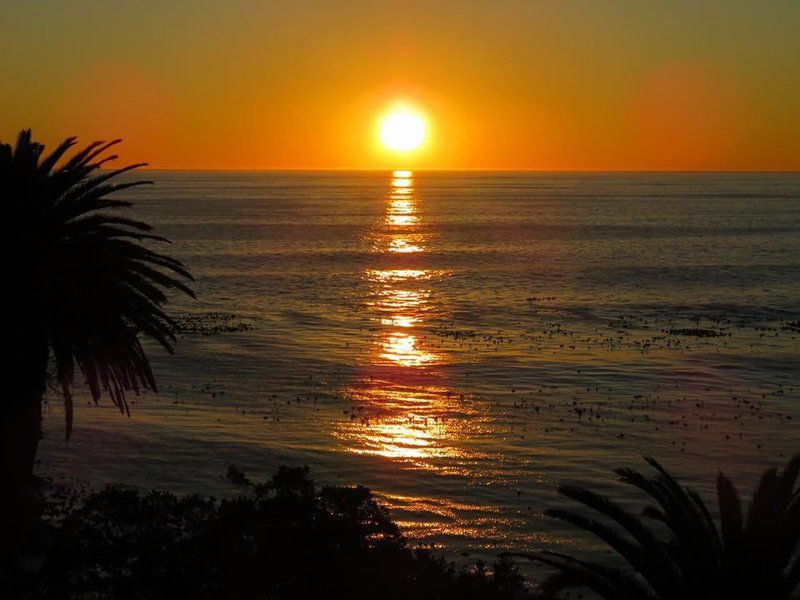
1;1;799;170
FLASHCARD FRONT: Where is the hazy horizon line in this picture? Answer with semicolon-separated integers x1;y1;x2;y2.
126;167;800;174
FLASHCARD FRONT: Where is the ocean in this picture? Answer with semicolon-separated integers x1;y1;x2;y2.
38;171;800;563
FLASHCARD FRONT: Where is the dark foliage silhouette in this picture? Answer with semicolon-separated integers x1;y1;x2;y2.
7;466;529;599
509;455;800;599
2;129;193;520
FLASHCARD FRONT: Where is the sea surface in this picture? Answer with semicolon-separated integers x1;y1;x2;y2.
39;171;800;566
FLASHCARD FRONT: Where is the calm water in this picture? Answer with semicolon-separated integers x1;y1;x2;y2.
39;171;800;563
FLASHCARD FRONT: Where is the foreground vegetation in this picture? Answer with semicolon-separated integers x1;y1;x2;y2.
509;454;800;600
3;466;527;599
3;456;798;598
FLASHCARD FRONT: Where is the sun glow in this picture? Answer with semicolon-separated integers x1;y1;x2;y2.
379;106;427;152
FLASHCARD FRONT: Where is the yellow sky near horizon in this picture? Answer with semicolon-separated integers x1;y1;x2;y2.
1;1;799;171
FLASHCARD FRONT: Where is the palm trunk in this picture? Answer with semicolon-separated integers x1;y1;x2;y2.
1;390;44;491
1;327;48;536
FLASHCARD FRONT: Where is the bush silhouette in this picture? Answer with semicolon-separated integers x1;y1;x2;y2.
8;466;529;599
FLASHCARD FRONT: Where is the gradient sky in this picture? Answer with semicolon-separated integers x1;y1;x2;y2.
1;1;799;170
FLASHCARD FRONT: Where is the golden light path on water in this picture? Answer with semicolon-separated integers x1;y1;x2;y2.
333;171;488;477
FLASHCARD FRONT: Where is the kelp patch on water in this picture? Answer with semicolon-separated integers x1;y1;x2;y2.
782;320;800;333
174;311;256;336
665;327;726;337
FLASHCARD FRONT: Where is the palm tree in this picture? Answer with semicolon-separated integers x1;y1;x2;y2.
510;455;799;599
1;130;193;511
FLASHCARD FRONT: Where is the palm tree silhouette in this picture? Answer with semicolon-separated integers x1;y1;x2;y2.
2;130;193;514
509;455;799;599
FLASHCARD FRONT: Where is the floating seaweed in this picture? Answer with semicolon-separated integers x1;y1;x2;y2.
782;320;800;333
666;327;726;337
173;311;256;336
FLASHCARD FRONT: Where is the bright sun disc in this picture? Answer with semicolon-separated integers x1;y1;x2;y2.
379;109;426;152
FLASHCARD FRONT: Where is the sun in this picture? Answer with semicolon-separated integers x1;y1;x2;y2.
379;106;427;152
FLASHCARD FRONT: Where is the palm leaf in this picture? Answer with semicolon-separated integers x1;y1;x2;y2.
6;130;193;438
514;551;654;599
523;456;800;599
717;472;743;552
553;486;681;595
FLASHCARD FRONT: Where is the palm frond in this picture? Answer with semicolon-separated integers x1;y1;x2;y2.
38;136;77;176
554;484;681;595
525;456;800;599
521;551;653;599
717;472;743;551
785;554;800;598
6;130;193;438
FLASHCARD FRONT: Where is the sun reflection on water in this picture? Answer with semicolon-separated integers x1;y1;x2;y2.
335;170;477;470
386;172;419;227
392;176;413;189
341;385;458;460
380;333;437;367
